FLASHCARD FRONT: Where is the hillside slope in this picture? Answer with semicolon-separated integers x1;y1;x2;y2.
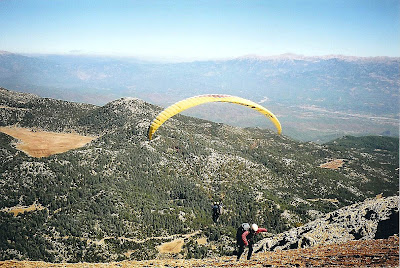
1;236;398;267
0;88;398;262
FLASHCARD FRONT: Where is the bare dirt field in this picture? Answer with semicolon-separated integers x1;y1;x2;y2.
157;239;185;254
319;159;345;169
0;126;97;158
1;236;398;267
1;201;45;217
157;231;202;254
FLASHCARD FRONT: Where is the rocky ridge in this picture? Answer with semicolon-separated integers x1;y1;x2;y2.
255;195;399;253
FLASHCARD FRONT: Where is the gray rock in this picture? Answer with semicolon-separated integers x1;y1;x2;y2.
255;195;399;252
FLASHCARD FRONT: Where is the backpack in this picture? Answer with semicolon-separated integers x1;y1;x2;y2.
212;205;219;214
236;223;250;242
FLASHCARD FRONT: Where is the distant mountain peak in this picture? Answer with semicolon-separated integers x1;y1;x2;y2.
106;97;156;118
0;50;14;55
118;96;142;103
237;53;399;62
238;53;305;61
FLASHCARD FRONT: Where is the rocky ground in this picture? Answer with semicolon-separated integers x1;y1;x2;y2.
255;195;399;253
1;236;398;267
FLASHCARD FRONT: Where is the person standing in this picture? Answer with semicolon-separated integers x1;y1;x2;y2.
212;202;222;223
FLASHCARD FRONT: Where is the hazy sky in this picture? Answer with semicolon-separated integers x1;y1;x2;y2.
1;0;399;60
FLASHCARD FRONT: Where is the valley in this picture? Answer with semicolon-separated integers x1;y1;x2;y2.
1;52;398;142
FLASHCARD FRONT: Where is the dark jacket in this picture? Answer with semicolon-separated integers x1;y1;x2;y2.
240;228;267;246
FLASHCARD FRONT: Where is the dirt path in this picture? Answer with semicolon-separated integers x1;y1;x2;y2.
0;126;97;157
1;236;398;267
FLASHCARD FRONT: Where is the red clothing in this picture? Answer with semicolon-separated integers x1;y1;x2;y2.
241;228;267;246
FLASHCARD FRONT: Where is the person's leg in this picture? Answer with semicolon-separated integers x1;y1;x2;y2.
237;244;245;260
247;242;253;260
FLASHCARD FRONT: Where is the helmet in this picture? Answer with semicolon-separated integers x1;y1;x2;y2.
241;223;250;231
251;224;258;232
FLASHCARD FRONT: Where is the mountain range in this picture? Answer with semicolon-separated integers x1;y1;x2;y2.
0;51;398;142
0;88;398;263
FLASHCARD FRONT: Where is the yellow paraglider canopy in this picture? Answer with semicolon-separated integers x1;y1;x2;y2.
148;94;282;140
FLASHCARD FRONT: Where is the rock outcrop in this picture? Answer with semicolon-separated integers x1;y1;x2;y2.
255;195;399;252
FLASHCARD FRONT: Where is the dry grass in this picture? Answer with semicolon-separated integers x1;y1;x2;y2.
0;126;97;158
319;159;345;169
196;237;207;245
1;202;45;217
156;231;202;254
157;239;185;254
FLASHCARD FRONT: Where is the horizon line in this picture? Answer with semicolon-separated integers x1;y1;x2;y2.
1;50;399;63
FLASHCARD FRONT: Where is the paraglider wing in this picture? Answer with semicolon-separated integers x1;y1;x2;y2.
148;94;282;140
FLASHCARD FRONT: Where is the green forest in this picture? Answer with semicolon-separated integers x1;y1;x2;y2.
0;88;398;262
